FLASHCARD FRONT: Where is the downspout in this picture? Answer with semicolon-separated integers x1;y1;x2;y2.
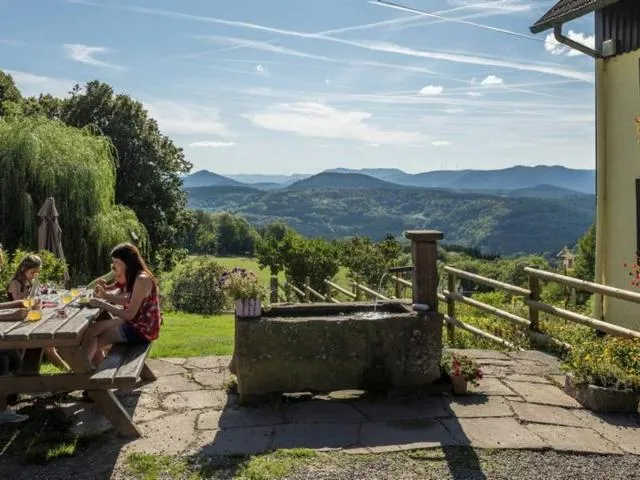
593;58;607;320
553;23;604;318
553;25;601;59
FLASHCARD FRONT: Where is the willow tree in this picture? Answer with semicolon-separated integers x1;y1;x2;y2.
0;116;147;276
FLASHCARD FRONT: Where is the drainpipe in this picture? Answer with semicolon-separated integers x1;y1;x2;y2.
553;25;600;58
593;58;607;320
553;23;604;318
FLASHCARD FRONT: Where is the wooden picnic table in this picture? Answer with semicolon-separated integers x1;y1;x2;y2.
0;292;156;437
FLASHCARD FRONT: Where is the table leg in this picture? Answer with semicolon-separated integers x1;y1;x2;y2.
21;348;43;375
140;363;156;382
58;347;141;438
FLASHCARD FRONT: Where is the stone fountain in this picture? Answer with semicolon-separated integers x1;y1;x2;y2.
231;230;444;403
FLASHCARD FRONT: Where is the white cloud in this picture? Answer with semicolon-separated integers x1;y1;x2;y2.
256;64;267;74
369;143;380;147
544;31;595;57
0;39;25;46
432;140;451;146
63;43;122;70
480;75;504;86
81;2;594;82
4;69;75;97
146;101;232;136
419;85;444;96
325;78;332;85
466;92;483;97
243;102;421;145
189;141;235;148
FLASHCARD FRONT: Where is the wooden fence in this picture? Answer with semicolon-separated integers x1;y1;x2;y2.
270;265;640;351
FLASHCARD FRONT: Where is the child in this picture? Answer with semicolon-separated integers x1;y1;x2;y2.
0;301;29;423
7;255;69;371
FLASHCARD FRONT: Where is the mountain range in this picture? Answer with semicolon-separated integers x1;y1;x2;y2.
183;165;595;195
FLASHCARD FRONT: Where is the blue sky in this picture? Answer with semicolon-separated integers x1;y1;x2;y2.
0;0;595;174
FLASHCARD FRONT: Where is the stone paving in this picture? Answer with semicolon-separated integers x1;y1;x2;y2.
64;350;640;458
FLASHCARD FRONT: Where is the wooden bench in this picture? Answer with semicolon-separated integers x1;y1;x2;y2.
90;343;156;388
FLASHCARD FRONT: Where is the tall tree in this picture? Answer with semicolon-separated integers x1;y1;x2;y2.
61;81;192;268
574;223;596;282
0;116;146;276
0;71;22;117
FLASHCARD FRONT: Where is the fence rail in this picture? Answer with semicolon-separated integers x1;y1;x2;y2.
268;264;640;351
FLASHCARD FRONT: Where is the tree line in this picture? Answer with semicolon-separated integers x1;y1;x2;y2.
0;71;190;274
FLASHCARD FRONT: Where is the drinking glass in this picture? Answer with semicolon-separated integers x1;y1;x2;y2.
27;308;42;322
62;293;73;305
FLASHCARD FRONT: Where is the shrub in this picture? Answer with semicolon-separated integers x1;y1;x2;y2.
0;249;68;301
563;336;640;392
162;257;227;314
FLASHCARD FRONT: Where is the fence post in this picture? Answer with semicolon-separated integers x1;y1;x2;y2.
270;276;279;303
404;230;444;310
447;271;456;343
352;282;360;301
285;282;292;302
395;277;403;299
304;276;311;303
325;281;332;303
528;266;540;332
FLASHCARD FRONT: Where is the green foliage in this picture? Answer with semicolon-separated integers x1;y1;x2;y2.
0;116;146;276
563;336;640;392
0;71;22;117
574;223;595;282
61;81;192;269
279;232;340;293
161;256;227;314
0;249;68;300
339;235;403;287
255;220;292;276
186;186;594;256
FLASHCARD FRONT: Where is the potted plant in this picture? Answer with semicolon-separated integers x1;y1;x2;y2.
441;352;483;394
562;337;640;413
220;268;266;318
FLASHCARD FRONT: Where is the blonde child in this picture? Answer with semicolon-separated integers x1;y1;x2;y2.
7;255;69;371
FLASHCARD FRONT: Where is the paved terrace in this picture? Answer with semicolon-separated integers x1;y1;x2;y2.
49;349;640;459
3;348;637;480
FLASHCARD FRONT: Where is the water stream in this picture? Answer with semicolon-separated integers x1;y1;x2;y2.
372;272;388;313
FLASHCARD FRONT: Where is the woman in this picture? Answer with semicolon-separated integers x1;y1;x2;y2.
86;243;162;366
6;255;68;371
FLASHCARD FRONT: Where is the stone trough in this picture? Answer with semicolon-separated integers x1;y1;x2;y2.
231;231;445;404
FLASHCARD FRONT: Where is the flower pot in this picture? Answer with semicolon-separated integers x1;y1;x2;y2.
564;373;639;413
451;374;468;395
235;298;261;318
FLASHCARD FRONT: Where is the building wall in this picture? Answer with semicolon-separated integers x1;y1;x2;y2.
596;0;640;57
601;49;640;331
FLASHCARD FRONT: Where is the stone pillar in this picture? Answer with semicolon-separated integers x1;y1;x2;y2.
404;230;444;311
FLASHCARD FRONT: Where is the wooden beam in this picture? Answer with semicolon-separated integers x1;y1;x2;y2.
444;266;530;297
324;280;357;299
524;298;640;340
444;291;530;328
524;267;640;305
444;315;522;351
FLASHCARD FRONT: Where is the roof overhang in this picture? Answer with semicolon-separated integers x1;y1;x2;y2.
530;0;621;34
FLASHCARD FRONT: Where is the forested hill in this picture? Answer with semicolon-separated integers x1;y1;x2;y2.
186;185;594;255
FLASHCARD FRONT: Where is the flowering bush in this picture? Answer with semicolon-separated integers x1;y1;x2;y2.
562;336;640;392
219;268;266;301
441;352;483;386
623;256;640;288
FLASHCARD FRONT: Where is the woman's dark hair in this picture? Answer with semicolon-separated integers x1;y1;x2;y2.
110;243;156;293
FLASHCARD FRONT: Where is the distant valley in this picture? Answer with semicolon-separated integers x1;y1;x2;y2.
183;165;595;256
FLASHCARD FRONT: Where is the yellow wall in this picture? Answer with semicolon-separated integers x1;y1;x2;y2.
600;49;640;331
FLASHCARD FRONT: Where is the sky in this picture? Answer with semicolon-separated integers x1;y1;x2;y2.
0;0;596;175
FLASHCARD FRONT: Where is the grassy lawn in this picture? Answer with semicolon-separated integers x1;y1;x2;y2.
150;312;235;358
